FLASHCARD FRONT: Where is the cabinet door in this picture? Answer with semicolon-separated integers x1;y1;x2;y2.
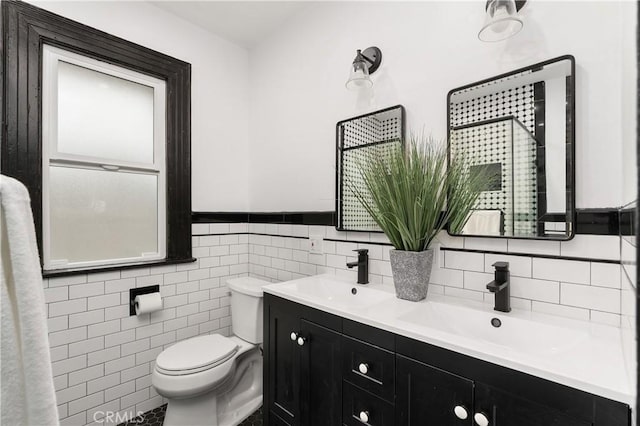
267;300;301;425
299;319;342;426
396;355;474;426
473;384;592;426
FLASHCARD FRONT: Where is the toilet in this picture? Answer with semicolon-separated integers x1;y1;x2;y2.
152;277;269;426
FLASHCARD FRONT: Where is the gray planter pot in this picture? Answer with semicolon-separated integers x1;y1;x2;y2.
389;249;434;301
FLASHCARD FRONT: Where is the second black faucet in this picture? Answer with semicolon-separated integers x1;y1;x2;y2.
486;261;511;312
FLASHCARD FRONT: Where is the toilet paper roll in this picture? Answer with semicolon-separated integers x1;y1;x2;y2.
135;292;162;315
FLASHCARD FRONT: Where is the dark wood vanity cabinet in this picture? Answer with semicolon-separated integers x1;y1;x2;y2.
299;319;343;425
265;295;343;426
473;384;591;426
395;354;594;426
266;297;301;424
264;294;631;426
396;355;474;425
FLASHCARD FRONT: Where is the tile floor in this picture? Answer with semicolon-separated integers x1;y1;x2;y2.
117;405;263;426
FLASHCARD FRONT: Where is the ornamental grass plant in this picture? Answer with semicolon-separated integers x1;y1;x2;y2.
350;134;488;252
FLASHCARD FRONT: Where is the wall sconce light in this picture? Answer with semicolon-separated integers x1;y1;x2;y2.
478;0;527;42
345;46;382;90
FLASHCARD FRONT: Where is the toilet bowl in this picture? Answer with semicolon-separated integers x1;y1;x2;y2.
152;277;269;426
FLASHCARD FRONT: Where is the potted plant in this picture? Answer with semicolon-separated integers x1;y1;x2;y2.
350;134;486;301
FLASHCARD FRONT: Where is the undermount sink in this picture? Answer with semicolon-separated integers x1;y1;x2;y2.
398;301;589;357
268;274;395;310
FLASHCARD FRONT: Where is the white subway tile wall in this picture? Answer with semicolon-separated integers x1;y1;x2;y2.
45;226;247;426
246;225;624;326
560;234;621;261
46;222;626;425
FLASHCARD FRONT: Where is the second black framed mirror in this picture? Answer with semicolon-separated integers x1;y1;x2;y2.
447;56;575;240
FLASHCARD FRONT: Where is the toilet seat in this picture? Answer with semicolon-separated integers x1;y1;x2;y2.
156;334;239;376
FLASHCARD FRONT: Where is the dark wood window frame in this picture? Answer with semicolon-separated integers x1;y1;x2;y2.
2;0;193;277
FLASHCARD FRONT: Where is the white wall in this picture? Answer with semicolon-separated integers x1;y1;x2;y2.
26;1;636;213
29;0;251;212
621;0;637;206
248;1;632;211
545;75;567;213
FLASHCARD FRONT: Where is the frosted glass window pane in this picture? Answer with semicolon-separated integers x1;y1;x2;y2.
49;167;158;263
57;61;154;164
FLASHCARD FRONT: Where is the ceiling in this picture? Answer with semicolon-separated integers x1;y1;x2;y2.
150;1;313;48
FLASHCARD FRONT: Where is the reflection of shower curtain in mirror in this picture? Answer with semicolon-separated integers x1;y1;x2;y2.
450;117;538;237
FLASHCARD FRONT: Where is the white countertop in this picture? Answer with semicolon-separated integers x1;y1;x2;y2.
264;274;635;407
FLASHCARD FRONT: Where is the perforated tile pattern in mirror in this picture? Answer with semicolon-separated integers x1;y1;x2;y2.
450;84;535;132
451;120;513;233
450;80;538;236
340;112;402;231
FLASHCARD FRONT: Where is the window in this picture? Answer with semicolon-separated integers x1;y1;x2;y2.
3;0;192;276
42;46;167;270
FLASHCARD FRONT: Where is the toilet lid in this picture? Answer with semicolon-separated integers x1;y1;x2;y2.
156;335;239;373
227;276;269;297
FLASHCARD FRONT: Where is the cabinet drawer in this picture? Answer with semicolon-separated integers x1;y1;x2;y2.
342;335;395;401
343;381;394;426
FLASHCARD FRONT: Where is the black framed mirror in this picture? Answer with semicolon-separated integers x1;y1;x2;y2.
447;56;575;240
336;105;405;232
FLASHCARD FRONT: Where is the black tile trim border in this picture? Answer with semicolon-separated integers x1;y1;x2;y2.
195;232;252;237
323;238;391;246
619;207;635;237
195;232;308;240
192;209;622;236
440;247;621;265
575;208;620;236
193;231;392;245
192;212;249;223
194;232;391;245
192;211;335;226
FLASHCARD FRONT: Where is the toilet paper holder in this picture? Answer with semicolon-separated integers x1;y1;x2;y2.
129;285;160;316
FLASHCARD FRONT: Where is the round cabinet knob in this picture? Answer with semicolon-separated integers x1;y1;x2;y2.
297;336;306;346
474;412;490;426
290;332;297;341
358;411;369;423
358;363;369;375
453;405;468;420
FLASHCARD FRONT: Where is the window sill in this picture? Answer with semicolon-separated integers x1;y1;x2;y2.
42;257;197;278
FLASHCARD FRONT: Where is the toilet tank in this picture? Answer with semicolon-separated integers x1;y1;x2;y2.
227;277;270;344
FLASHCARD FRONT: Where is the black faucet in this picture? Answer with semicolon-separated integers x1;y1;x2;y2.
347;249;369;284
486;261;511;312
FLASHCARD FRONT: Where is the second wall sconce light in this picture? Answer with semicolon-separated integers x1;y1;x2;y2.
345;46;382;90
478;0;527;42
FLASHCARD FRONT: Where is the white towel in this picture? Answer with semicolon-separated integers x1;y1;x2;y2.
1;176;59;426
461;210;502;236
